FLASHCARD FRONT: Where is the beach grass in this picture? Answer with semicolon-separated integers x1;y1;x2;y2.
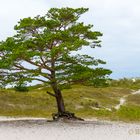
0;85;140;122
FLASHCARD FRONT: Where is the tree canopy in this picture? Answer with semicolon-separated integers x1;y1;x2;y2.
0;7;111;89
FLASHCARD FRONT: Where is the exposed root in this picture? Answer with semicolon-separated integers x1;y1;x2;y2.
52;111;84;121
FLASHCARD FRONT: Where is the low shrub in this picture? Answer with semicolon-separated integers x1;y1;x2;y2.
14;84;29;92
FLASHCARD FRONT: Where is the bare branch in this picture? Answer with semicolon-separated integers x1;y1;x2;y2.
24;58;53;72
47;91;56;97
13;64;51;80
29;78;47;83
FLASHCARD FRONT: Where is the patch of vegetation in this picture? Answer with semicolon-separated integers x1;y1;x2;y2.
126;94;140;106
116;105;140;122
1;85;139;122
14;85;29;92
110;78;140;90
0;89;56;118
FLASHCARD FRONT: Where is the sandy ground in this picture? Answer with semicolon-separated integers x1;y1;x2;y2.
0;117;140;140
115;89;140;110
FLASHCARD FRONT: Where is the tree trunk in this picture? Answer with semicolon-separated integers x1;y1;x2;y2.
51;85;84;121
55;88;65;113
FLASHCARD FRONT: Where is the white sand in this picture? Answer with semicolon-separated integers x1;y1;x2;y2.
0;116;46;121
115;97;126;110
132;89;140;95
0;118;140;140
115;89;140;110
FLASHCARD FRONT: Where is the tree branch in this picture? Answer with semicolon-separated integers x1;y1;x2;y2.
24;58;53;72
13;64;51;80
47;91;56;97
29;78;47;83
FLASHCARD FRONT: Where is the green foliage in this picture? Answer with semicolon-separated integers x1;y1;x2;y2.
0;7;111;90
14;83;29;92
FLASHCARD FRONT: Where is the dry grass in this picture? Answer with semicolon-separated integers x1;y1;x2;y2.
0;85;134;122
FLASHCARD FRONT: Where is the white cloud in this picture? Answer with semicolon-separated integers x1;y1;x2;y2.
0;0;49;39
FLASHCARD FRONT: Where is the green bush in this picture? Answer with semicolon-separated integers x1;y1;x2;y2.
14;84;29;92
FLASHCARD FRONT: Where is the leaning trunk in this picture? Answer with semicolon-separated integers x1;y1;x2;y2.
55;89;65;113
51;86;84;121
51;84;84;121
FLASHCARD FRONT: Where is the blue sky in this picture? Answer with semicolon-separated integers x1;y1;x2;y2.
0;0;140;79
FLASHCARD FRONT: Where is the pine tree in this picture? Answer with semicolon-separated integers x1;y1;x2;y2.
0;7;112;120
